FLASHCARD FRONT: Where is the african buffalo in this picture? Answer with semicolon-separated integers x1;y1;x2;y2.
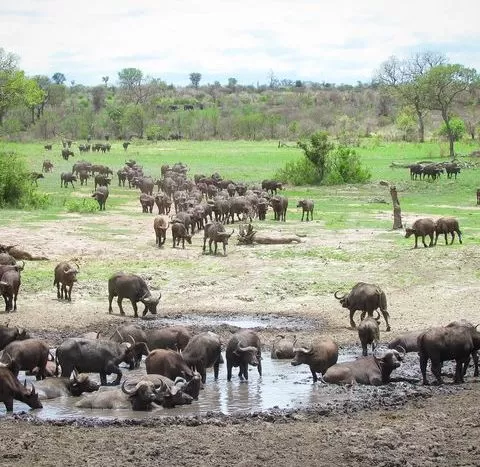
270;195;288;222
181;331;222;384
323;349;405;386
405;218;435;248
358;312;380;356
75;380;159;410
171;221;192;249
291;336;338;383
226;330;262;381
145;326;192;352
388;330;424;353
154;215;169;247
60;172;77;188
0;324;29;351
0;338;50;380
270;335;295;359
56;337;149;385
203;222;234;256
92;186;109;210
418;324;480;384
110;324;149;369
34;370;100;400
108;272;161;318
145;349;194;381
434;217;462;245
0;366;42;412
297;199;314;221
334;282;390;331
446;320;479;377
261;179;283;195
53;261;79;301
140;193;155;213
0;268;21;312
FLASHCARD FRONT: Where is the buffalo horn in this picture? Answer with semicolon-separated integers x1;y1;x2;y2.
30;384;36;395
112;329;123;341
75;262;80;271
72;368;79;381
121;380;136;396
24;379;27;388
396;346;406;359
128;335;136;346
334;290;345;300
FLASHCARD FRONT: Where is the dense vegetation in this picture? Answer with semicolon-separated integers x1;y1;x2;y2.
1;49;479;156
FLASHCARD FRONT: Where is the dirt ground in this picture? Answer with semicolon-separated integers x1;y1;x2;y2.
0;207;479;466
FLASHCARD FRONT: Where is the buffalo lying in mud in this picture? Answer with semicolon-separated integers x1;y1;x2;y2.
334;282;391;331
34;370;100;400
271;335;295;359
324;349;405;386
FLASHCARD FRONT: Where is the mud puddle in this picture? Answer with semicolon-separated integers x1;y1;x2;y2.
14;347;465;422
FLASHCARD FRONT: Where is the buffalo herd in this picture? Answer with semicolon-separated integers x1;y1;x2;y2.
0;145;473;414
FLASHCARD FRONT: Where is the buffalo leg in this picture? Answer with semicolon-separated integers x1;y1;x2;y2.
310;368;318;383
419;353;429;385
421;235;428;248
108;294;114;313
454;359;465;383
117;297;125;315
99;372;108;386
227;362;233;381
381;310;391;332
129;300;138;318
450;232;455;245
472;351;479;377
349;310;356;328
430;360;443;384
213;359;220;380
428;234;434;247
57;283;61;299
257;359;262;378
414;236;419;248
4;398;13;412
445;233;449;245
67;285;72;301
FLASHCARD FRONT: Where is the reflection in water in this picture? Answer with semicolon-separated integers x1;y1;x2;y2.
11;350;361;420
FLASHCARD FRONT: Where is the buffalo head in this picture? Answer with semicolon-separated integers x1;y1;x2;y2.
69;369;100;396
140;292;161;315
234;343;260;366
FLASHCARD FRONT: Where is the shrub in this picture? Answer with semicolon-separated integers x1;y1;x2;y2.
64;198;99;213
324;146;371;185
0;152;50;208
274;158;322;185
438;117;465;142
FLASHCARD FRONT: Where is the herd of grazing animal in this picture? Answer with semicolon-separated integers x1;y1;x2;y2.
0;143;473;413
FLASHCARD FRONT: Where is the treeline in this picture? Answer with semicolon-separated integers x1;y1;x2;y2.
1;49;479;150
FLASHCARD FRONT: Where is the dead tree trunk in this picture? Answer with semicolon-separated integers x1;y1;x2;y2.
390;186;403;229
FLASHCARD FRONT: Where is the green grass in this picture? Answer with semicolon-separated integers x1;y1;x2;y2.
1;138;479;233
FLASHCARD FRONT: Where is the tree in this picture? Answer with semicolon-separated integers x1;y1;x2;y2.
227;77;237;89
117;68;163;105
0;49;45;125
52;72;66;85
438;117;465;142
102;76;109;86
376;52;446;142
297;131;334;182
420;64;479;158
189;72;202;89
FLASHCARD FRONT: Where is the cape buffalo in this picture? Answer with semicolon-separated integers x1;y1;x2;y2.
271;335;295;360
54;261;79;301
388;330;424;353
434;217;462;245
145;326;192;352
145;349;194;381
181;331;222;384
405;218;435;248
154;215;170;247
75;380;159;410
0;366;42;412
323;349;405;386
57;337;149;385
226;330;262;381
0;268;21;312
34;370;100;400
0;338;50;380
419;324;480;385
108;272;161;318
297;199;314;221
110;324;149;369
358;311;380;356
203;222;234;256
334;282;391;331
291;336;338;383
0;324;29;351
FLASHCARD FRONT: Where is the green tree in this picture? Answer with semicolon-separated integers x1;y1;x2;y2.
420;64;479;158
0;51;45;125
297;131;334;181
376;51;446;142
189;72;202;89
438;117;465;142
121;104;146;138
395;108;417;141
324;146;371;185
52;72;66;85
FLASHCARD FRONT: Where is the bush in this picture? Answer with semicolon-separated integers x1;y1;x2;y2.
64;198;99;213
0;152;50;208
324;146;371;185
438;117;465;142
274;158;322;185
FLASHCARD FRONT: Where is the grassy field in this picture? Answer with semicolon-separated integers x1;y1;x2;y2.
0;138;479;236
